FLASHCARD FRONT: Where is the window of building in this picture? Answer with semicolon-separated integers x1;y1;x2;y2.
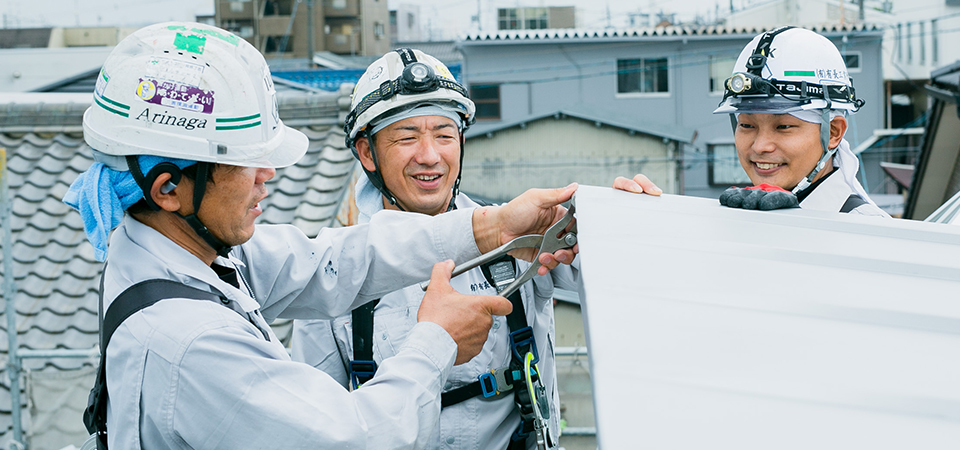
841;52;861;73
498;9;520;30
617;58;669;94
498;7;548;30
263;0;294;16
525;8;548;29
374;21;385;39
264;35;292;53
470;84;500;120
708;144;751;186
222;19;254;38
709;56;736;93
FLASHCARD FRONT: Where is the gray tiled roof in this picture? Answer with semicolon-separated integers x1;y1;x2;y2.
459;23;883;43
0;93;354;448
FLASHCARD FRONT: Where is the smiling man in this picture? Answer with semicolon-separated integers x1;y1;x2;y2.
714;26;889;216
291;48;660;450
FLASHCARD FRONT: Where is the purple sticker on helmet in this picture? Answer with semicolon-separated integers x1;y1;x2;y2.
137;79;215;114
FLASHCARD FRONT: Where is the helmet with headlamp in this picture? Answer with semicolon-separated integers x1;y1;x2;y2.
345;48;475;150
344;48;476;210
715;26;864;115
714;27;865;194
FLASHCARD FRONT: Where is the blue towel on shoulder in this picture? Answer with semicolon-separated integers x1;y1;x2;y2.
63;156;195;261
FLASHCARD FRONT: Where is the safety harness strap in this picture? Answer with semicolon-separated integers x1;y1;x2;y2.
840;194;868;213
349;299;380;389
84;276;251;450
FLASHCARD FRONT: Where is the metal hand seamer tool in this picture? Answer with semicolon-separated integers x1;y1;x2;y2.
420;205;577;297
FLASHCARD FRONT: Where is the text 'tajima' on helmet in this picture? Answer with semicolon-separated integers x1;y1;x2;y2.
83;22;309;256
713;26;866;193
343;48;476;211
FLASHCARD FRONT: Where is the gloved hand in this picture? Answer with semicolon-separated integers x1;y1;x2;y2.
719;183;799;210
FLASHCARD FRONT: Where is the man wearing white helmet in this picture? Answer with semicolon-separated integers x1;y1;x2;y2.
714;26;889;216
291;48;661;450
64;24;580;450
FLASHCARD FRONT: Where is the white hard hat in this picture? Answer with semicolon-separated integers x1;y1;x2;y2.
714;27;864;115
83;22;307;169
344;48;475;151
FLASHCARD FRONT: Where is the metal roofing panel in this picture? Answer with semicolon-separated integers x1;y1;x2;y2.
573;186;960;449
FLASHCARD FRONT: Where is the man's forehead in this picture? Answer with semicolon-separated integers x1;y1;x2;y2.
385;115;457;131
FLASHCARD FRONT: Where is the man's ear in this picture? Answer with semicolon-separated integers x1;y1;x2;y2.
829;116;848;149
149;172;185;212
355;136;378;172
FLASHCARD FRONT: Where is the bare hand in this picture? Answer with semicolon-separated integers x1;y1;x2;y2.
418;261;513;365
613;174;662;196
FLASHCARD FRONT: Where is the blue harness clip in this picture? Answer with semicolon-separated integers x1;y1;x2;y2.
349;360;378;389
509;326;539;366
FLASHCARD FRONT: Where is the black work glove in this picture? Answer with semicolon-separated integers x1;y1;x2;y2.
719;183;799;210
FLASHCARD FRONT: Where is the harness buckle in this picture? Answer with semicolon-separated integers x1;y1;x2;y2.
478;366;521;398
349;360;377;389
510;326;539;366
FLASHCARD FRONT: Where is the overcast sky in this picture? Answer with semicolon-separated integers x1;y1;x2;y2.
0;0;760;38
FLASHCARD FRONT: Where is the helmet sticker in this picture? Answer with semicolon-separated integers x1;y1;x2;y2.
369;66;383;81
145;57;205;88
166;25;240;47
95;69;109;97
137;78;215;114
173;32;206;54
815;68;848;81
136;80;157;100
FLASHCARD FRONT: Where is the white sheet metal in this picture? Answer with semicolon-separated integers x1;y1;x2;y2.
573;185;960;449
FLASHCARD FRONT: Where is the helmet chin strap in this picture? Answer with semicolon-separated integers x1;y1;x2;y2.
792;101;835;195
364;135;407;212
179;162;233;258
127;157;233;258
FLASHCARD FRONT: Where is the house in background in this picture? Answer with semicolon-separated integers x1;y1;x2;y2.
462;106;691;202
457;24;885;200
497;6;576;31
214;0;390;58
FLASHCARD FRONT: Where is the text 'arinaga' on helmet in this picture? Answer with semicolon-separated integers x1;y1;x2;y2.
714;26;864;115
83;22;308;169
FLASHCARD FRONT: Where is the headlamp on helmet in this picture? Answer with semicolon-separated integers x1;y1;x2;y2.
726;72;758;95
401;62;439;93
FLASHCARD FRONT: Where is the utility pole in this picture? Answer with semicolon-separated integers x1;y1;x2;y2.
859;0;865;22
477;0;482;32
307;0;314;65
